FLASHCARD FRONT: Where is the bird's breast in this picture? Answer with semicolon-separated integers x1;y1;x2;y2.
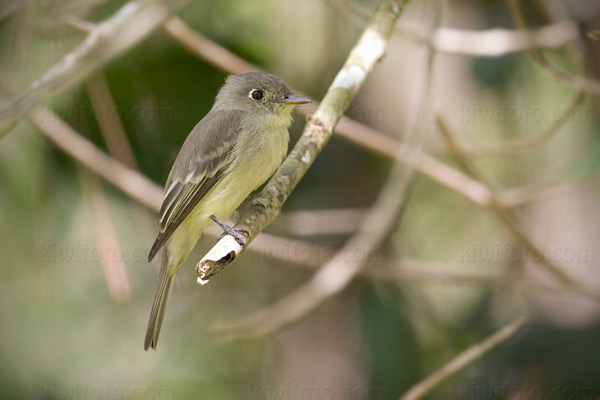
232;123;289;187
196;123;289;219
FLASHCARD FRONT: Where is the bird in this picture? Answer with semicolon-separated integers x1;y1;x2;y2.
144;72;311;350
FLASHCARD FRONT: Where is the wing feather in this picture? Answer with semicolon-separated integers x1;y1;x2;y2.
148;111;241;262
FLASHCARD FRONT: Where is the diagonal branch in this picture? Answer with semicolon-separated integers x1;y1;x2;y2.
459;90;587;157
0;0;187;138
0;73;347;269
207;1;443;340
499;171;600;208
78;169;131;303
28;106;164;212
196;0;413;283
325;0;579;57
400;318;526;400
436;116;599;299
507;0;600;96
210;164;417;339
161;15;496;209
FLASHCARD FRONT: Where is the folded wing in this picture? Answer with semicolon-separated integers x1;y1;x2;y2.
148;111;242;262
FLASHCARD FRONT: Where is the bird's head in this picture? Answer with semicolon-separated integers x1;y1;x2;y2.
214;72;311;115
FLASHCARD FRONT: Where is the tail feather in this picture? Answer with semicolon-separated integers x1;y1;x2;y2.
144;255;175;351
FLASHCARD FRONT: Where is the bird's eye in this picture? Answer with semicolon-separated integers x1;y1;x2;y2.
251;90;263;100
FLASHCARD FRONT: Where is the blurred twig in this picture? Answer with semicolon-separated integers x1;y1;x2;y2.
78;169;131;302
588;31;600;42
61;15;97;32
400;318;526;400
431;22;578;57
500;171;600;208
437;116;598;298
363;267;586;296
460;90;586;157
191;223;595;294
272;208;366;236
29;106;164;211
210;155;416;338
85;72;157;238
325;0;579;57
161;17;257;74
85;73;139;169
195;0;413;283
507;0;600;96
0;0;187;138
239;221;594;297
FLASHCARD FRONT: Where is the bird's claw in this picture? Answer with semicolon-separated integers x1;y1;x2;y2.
217;228;248;249
210;215;248;250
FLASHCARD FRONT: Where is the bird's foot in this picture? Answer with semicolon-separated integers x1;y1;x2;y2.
210;215;249;249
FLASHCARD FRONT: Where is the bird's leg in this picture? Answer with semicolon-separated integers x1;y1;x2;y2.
210;215;249;249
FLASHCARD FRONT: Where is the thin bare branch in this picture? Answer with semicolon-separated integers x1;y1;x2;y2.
61;15;97;33
363;267;590;296
208;152;418;337
85;73;139;169
436;116;481;179
400;318;526;400
436;116;598;299
235;221;595;297
500;171;600;207
507;0;600;96
26;96;596;300
459;90;587;157
325;0;579;57
85;72;157;240
431;21;578;57
271;208;366;236
29;106;164;211
161;17;257;75
337;118;495;207
0;0;187;137
78;169;131;302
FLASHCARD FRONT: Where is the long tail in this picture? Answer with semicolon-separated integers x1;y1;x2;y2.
144;254;176;351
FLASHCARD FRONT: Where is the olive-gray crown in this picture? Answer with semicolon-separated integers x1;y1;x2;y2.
213;72;309;112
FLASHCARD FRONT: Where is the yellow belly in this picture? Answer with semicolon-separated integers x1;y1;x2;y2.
165;125;289;272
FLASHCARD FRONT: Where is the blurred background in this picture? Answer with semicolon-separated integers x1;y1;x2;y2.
1;0;600;399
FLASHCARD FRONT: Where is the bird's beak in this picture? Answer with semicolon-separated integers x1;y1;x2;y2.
276;95;312;105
